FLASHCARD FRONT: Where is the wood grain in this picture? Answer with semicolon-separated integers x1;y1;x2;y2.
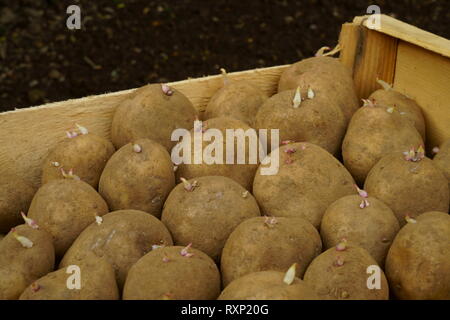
394;41;450;151
351;27;398;100
0;65;288;187
354;14;450;58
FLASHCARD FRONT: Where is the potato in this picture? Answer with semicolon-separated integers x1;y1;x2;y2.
99;139;175;218
218;269;318;300
205;72;267;126
433;139;450;203
0;171;35;233
123;246;220;300
364;152;449;226
161;176;260;262
253;142;355;228
342;101;424;183
278;56;359;123
111;83;198;151
255;87;346;154
20;254;119;300
303;243;389;300
385;211;450;300
175;117;259;190
41;131;115;188
60;209;173;289
221;216;321;287
0;224;55;300
369;88;426;139
321;194;400;265
28;179;109;257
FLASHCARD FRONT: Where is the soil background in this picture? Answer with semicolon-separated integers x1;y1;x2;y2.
0;0;449;111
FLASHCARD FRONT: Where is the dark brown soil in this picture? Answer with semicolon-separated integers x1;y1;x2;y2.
1;0;449;111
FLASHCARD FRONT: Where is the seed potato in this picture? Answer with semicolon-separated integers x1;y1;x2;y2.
221;216;321;286
385;211;450;300
0;224;55;300
99;139;175;217
123;246;220;300
28;179;109;257
60;209;173;289
253;142;355;228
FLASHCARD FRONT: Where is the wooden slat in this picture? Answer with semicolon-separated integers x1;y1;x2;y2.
0;65;288;187
347;25;398;100
354;14;450;58
393;41;450;150
338;22;362;75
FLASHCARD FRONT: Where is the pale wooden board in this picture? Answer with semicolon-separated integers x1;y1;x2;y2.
0;65;287;187
354;14;450;58
338;22;362;75
393;41;450;150
351;27;398;100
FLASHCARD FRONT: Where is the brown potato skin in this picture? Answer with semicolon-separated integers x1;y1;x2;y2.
433;139;450;204
278;56;359;124
123;246;220;300
20;254;119;300
0;224;55;300
320;195;400;265
99;139;175;217
218;270;318;300
161;176;260;262
111;84;198;151
221;216;321;287
385;212;450;300
342;104;424;184
60;210;173;289
0;172;35;233
369;89;426;139
304;244;389;300
364;153;449;226
255;88;346;155
175;117;259;190
28;179;108;257
205;80;268;126
253;142;355;228
41;133;115;189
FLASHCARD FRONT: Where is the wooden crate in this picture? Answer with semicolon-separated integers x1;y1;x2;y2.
1;14;449;188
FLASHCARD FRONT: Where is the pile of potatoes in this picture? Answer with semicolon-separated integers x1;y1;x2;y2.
0;49;449;301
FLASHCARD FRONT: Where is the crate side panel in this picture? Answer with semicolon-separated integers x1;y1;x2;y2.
394;41;450;150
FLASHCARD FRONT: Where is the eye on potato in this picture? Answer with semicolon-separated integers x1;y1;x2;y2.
123;245;220;300
433;139;450;204
41;126;115;189
218;265;318;300
253;142;355;228
175;117;259;190
111;83;198;152
60;209;173;289
161;176;260;262
303;242;389;300
342;100;424;184
385;211;450;300
369;80;426;140
255;87;346;155
320;194;400;265
27;179;109;257
20;254;119;300
364;149;449;226
0;224;55;300
0;171;35;234
205;69;268;126
221;216;321;287
99;139;175;218
277;53;359;124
